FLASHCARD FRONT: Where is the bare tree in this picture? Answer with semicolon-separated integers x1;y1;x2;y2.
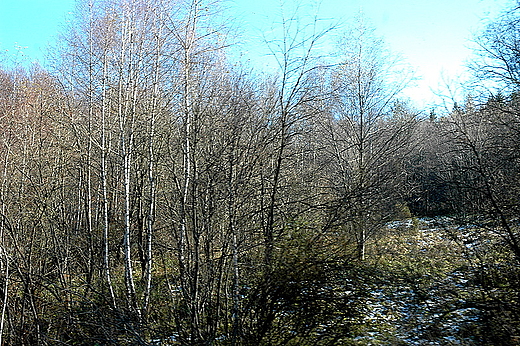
471;3;520;93
320;15;414;260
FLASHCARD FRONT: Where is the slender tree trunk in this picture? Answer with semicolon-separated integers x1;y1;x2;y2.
0;246;8;346
118;11;138;315
101;53;116;308
142;9;163;315
0;145;9;345
179;2;199;339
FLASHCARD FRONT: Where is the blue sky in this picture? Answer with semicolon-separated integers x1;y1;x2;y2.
0;0;74;63
0;0;514;106
230;0;514;106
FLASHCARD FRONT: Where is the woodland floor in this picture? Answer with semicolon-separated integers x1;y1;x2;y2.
352;217;519;345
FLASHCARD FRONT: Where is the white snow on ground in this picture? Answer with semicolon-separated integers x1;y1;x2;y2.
357;218;486;345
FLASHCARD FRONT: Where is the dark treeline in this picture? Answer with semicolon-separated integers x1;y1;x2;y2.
0;0;519;345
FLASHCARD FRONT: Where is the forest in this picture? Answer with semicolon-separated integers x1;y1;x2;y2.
0;0;519;345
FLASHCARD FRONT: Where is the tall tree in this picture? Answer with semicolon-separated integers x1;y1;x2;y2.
321;16;414;260
471;3;520;92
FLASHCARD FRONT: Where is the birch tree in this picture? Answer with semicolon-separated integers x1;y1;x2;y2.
237;5;336;343
323;16;414;260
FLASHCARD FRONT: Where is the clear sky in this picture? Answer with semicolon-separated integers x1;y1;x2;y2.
0;0;75;63
0;0;515;107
